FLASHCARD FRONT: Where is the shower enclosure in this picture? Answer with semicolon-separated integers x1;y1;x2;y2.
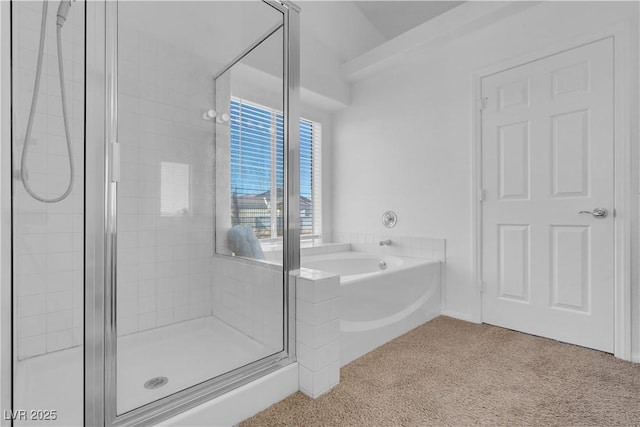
8;1;299;425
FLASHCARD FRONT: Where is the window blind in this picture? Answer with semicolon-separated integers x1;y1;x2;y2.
300;119;313;236
230;98;320;239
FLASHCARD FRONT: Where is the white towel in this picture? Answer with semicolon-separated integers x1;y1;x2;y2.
227;225;265;260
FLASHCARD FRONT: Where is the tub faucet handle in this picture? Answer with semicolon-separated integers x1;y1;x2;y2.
379;239;392;246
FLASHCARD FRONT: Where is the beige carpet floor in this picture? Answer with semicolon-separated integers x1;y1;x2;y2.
242;316;640;426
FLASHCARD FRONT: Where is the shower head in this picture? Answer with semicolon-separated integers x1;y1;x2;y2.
56;1;72;27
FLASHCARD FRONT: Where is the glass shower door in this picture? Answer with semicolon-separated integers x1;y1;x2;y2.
109;0;291;420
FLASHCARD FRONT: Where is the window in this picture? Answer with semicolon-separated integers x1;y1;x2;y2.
230;98;321;239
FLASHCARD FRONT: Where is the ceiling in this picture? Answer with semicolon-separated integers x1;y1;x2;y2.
353;1;465;41
299;1;466;63
116;1;468;109
119;1;466;69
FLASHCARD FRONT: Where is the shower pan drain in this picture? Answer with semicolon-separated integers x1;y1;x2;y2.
144;377;168;389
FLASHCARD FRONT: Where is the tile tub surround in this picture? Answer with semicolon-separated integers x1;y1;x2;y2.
12;1;85;360
332;233;446;261
262;242;351;264
295;268;340;398
263;238;442;271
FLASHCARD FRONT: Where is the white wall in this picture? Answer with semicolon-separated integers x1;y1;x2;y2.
332;2;639;323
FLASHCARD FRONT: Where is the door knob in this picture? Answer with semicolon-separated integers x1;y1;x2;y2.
577;208;608;219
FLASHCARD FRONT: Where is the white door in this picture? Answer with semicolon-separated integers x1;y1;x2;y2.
481;38;614;352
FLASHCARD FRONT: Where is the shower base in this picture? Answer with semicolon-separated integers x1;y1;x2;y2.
14;317;276;426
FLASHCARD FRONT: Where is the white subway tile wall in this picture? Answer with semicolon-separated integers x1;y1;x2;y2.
13;2;85;360
211;257;284;352
115;26;216;336
295;269;340;398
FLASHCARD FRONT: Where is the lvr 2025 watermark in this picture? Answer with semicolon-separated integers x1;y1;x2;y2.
3;410;57;421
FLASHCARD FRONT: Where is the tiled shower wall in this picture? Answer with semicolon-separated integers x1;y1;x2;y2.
115;26;216;336
13;2;85;360
13;4;288;357
211;257;283;351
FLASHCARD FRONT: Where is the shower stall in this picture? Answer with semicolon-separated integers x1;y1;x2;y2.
5;0;299;425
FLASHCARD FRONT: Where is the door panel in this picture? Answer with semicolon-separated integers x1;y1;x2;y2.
550;225;590;312
481;38;614;352
551;110;589;197
498;224;530;302
498;121;530;200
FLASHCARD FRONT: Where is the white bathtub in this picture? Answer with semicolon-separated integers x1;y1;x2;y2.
302;251;441;366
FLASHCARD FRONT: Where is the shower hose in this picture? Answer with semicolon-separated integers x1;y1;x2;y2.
20;1;74;203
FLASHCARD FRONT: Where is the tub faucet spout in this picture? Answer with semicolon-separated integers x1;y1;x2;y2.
379;239;392;246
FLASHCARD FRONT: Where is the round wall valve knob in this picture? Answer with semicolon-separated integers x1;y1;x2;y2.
382;211;397;228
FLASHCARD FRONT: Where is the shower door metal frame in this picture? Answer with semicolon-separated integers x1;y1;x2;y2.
85;2;107;425
85;1;300;426
1;2;13;424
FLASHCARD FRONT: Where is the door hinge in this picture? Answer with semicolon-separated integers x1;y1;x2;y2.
478;97;488;111
110;141;120;183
